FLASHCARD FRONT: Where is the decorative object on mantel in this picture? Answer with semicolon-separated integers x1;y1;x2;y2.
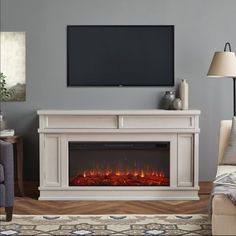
0;32;26;101
179;79;189;110
207;42;236;115
172;98;182;110
162;91;175;110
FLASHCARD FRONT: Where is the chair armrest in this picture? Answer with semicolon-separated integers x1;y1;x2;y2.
0;140;14;207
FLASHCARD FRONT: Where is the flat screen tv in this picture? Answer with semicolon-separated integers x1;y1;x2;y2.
67;25;174;86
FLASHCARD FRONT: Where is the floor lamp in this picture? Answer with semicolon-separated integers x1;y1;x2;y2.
207;42;236;116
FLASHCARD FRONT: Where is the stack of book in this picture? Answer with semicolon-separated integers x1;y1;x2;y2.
0;129;15;137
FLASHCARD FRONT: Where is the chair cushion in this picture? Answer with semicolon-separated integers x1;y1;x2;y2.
0;164;4;183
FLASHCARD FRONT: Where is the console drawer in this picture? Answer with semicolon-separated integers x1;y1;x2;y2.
44;115;117;129
119;115;194;129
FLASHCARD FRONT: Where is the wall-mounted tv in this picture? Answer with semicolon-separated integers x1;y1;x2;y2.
67;25;174;86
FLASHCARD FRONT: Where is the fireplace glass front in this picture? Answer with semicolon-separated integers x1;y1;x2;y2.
69;142;170;186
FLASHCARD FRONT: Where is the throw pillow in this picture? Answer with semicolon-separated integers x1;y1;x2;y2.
221;116;236;165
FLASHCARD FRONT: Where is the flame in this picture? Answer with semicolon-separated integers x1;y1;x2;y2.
80;169;165;177
141;170;145;178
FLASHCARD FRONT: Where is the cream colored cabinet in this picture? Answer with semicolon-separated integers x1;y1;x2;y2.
38;110;200;200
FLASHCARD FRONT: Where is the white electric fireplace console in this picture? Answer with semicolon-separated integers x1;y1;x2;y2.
38;110;200;200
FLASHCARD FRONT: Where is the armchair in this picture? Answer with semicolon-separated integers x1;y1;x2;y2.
212;120;236;235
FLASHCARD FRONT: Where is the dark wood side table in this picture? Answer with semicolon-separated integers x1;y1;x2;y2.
0;135;24;196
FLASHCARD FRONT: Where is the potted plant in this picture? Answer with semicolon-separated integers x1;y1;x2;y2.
0;72;14;101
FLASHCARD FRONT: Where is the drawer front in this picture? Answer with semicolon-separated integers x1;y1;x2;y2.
45;115;117;129
119;115;194;129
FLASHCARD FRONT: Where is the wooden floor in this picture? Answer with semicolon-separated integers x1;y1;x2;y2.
1;182;212;215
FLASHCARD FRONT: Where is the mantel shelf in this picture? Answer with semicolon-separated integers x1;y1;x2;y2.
37;109;201;116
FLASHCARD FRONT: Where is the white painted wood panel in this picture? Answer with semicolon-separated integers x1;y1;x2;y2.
193;133;199;187
177;134;193;187
38;128;200;134
120;115;194;129
45;115;117;129
39;188;199;200
37;109;201;116
44;135;60;186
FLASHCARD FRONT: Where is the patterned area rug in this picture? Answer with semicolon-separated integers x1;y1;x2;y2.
0;214;211;235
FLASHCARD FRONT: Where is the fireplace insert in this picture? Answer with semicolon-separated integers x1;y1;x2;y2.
69;142;170;186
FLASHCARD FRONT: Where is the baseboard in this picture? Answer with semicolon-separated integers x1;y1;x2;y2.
16;181;212;199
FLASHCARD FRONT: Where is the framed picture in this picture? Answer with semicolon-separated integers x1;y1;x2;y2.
0;32;26;101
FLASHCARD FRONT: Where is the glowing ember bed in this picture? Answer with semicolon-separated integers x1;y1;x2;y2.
70;172;169;186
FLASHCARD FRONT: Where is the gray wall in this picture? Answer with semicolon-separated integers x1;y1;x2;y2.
1;0;235;181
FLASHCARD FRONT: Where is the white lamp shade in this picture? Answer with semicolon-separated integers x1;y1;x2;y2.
207;52;236;77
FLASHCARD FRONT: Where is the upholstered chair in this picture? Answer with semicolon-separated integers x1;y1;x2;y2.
212;120;236;235
0;140;14;221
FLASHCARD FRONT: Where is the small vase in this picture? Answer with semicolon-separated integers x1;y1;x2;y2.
172;98;182;110
179;79;189;110
162;91;175;110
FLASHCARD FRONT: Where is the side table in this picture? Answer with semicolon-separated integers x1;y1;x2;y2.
0;135;24;196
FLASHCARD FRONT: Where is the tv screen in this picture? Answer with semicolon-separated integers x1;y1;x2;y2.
67;25;174;86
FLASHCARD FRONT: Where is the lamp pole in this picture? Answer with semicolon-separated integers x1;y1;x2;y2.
224;42;236;116
233;77;236;116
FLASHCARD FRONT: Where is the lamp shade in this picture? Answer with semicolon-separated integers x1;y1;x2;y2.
207;52;236;77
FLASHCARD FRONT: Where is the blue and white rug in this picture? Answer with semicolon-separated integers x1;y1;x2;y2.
0;214;211;235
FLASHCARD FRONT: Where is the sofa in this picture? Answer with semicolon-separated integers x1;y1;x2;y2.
0;140;14;221
212;120;236;235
